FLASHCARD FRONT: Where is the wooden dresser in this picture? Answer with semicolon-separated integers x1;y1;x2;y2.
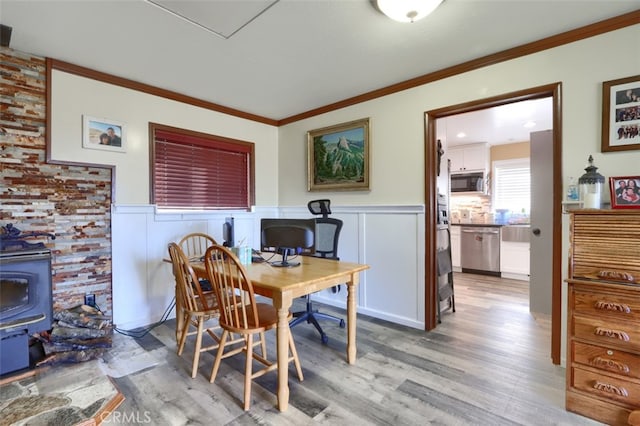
567;210;640;425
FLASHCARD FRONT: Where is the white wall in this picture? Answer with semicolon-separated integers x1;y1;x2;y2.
50;70;280;206
278;25;640;207
278;25;640;364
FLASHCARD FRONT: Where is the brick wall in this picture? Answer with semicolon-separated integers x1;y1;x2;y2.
1;47;113;316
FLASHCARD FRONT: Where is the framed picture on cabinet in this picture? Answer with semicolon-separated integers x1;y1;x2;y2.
307;118;370;191
609;176;640;208
601;75;640;153
82;115;126;153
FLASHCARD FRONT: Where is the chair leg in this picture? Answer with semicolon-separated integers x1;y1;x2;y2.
191;317;204;378
244;333;253;411
177;313;191;355
449;273;456;312
210;330;229;383
259;331;267;358
313;311;345;326
290;297;344;343
288;331;304;381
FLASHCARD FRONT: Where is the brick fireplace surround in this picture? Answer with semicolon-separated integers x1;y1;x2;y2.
1;47;113;317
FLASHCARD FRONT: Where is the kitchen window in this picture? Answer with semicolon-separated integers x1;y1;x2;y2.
492;158;530;213
150;123;255;210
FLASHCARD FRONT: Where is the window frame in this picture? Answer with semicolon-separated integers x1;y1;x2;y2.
149;122;255;211
491;157;531;214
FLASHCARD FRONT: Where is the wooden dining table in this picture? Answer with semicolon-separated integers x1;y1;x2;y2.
189;254;369;412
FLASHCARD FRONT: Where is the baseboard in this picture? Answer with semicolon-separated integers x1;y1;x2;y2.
500;272;529;281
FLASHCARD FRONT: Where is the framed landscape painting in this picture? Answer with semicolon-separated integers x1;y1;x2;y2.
307;118;370;191
82;115;126;153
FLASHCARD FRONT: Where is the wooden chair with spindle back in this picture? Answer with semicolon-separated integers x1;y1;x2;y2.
204;244;304;410
167;242;224;378
178;232;217;261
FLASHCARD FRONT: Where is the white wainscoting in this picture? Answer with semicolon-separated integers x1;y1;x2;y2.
111;204;425;330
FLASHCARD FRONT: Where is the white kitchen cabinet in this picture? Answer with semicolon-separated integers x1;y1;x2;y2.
499;240;530;278
450;225;461;271
449;143;488;172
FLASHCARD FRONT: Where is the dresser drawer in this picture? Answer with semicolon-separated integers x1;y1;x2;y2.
571;213;640;282
573;288;640;322
570;366;640;406
572;341;640;379
572;314;640;352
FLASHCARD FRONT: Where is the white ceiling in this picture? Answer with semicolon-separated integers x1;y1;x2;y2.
2;0;638;128
439;97;553;147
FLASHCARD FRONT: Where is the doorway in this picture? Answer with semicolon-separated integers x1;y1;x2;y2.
424;83;563;364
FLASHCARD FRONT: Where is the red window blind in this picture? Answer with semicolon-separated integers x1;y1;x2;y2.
151;125;254;210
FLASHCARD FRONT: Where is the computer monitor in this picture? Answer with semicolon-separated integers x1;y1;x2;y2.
222;217;234;247
260;218;315;267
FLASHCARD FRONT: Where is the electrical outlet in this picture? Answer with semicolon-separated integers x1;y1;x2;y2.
84;293;95;307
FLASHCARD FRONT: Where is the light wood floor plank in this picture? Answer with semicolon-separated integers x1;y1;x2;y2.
103;272;604;425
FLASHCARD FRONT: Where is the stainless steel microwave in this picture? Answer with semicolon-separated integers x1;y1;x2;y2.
450;172;485;193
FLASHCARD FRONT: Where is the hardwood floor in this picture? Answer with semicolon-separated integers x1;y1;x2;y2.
103;273;603;425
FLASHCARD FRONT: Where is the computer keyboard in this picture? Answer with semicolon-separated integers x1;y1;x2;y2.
251;249;268;263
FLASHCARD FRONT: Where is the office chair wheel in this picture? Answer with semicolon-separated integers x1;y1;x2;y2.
321;333;329;344
339;319;345;328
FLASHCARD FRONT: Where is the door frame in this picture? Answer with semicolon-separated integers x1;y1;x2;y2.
424;82;563;364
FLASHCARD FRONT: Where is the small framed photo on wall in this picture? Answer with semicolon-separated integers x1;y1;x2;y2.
601;75;640;153
82;115;126;153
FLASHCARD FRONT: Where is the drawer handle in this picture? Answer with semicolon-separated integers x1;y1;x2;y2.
594;301;632;314
597;270;635;282
590;356;630;374
594;327;630;341
593;381;629;398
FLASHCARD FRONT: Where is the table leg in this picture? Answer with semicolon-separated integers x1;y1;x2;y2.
273;292;293;411
175;283;182;343
346;274;359;364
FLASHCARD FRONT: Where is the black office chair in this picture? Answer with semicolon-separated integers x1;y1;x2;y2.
290;199;345;344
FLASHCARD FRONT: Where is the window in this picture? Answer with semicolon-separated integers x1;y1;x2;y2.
492;158;530;213
150;123;254;210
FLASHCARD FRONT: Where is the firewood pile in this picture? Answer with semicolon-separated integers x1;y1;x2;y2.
34;304;113;365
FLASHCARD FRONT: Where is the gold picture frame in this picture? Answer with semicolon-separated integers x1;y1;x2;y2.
307;118;370;191
601;74;640;153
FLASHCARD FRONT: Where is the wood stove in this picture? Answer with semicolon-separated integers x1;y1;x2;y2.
0;224;54;375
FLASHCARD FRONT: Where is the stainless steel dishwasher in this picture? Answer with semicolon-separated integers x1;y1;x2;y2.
460;226;500;276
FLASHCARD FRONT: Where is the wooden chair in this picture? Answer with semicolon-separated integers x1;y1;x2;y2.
167;242;224;378
178;232;217;294
178;232;217;261
204;244;304;410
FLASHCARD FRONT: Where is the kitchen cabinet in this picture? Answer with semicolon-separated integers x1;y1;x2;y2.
449;143;488;173
566;210;640;425
450;225;461;270
499;225;529;279
499;241;529;277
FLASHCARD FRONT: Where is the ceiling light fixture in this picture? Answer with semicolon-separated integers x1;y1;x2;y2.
376;0;444;23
